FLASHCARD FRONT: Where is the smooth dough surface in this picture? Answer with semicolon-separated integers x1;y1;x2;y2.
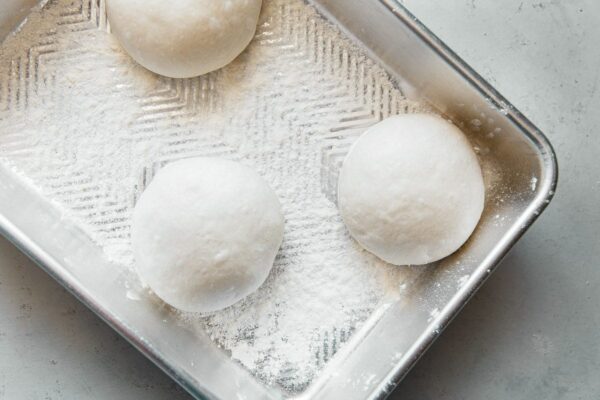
107;0;262;78
338;114;485;266
132;158;284;313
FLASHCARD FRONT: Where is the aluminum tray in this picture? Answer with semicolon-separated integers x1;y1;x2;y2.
0;0;557;399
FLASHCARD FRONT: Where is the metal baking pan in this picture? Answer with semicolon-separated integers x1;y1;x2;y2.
0;0;557;399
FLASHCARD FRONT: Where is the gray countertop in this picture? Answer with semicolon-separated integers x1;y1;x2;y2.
1;1;598;399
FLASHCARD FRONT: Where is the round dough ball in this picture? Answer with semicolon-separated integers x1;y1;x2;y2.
132;158;284;312
107;0;262;78
338;114;485;266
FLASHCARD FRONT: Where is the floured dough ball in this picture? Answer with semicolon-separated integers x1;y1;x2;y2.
132;158;284;312
338;114;485;266
107;0;263;78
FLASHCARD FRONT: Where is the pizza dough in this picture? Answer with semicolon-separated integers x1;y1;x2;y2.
107;0;263;78
338;114;485;266
131;158;284;313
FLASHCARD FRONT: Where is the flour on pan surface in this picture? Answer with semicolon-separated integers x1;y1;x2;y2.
0;0;428;392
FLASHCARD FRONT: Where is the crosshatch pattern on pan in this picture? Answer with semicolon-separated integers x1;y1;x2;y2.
0;0;428;393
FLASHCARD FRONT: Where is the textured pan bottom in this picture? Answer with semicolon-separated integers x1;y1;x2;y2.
0;0;431;393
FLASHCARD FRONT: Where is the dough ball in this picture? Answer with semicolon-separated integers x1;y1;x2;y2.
338;114;485;266
107;0;262;78
132;158;284;312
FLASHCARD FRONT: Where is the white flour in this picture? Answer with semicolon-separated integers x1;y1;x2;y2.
192;213;416;392
0;0;428;393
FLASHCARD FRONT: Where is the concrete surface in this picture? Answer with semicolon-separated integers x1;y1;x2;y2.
1;0;599;399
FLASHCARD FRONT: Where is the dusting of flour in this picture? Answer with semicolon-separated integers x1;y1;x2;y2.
0;0;428;393
191;212;414;391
